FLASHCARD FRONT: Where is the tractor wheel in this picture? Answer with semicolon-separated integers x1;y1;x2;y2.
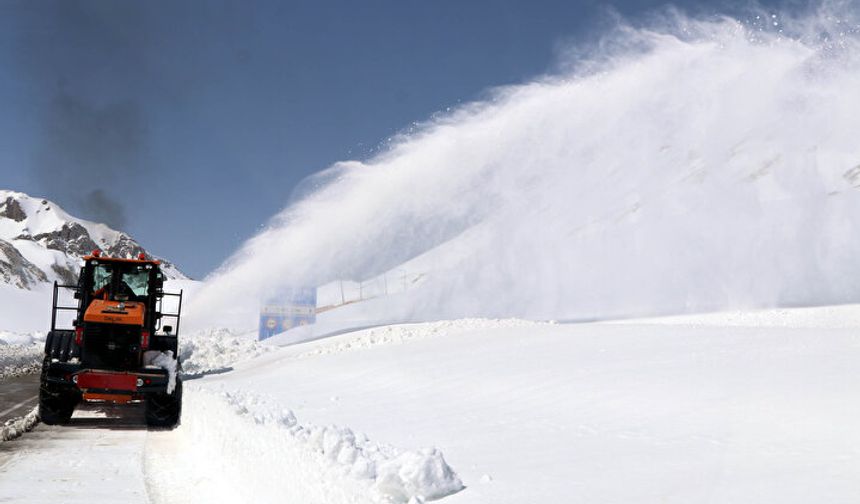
38;359;79;425
145;378;182;428
39;387;78;425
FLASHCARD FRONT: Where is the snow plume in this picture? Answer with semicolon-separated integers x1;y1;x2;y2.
192;5;860;328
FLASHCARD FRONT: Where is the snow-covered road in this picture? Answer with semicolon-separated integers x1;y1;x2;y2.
0;404;151;503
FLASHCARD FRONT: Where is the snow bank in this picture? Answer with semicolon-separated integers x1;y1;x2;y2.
146;386;463;504
0;330;44;346
179;328;271;376
1;407;39;443
218;389;464;502
0;330;44;378
209;313;860;503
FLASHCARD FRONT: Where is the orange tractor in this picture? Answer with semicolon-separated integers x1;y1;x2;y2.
40;250;183;427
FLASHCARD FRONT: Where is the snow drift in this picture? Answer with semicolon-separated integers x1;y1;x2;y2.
191;6;860;328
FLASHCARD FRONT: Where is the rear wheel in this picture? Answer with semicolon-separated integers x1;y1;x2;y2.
145;378;182;428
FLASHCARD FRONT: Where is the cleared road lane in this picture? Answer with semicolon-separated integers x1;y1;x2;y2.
0;374;40;424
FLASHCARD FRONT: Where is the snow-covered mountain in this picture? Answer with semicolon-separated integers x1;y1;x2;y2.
0;190;185;289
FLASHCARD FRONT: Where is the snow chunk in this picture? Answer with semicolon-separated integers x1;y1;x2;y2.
143;350;178;393
373;448;464;502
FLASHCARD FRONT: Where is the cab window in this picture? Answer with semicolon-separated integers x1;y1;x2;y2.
122;266;151;297
93;263;112;292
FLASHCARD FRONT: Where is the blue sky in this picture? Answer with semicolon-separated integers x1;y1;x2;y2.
0;0;801;278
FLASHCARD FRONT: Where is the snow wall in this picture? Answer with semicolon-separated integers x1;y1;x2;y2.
190;5;860;329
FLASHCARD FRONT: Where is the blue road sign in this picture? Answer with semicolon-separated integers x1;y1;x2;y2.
258;287;317;340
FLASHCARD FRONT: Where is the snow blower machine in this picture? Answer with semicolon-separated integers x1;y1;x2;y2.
39;250;183;427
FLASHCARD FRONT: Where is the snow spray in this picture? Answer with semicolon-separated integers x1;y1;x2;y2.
190;5;860;329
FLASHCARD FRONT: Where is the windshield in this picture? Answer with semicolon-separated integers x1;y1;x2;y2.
90;261;151;299
121;266;151;297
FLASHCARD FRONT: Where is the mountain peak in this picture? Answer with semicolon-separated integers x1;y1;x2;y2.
0;190;186;289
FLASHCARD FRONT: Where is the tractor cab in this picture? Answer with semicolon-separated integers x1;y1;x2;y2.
76;254;171;370
40;250;184;427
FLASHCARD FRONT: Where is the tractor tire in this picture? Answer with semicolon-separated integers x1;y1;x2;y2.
38;358;79;425
145;378;182;428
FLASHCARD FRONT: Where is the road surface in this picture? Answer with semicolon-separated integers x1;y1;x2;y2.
0;403;151;504
0;374;39;424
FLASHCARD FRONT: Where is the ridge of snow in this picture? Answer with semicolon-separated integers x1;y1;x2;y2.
276;318;552;359
1;407;39;443
145;386;464;504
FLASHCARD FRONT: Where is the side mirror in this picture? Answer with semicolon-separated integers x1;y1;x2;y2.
164;325;173;334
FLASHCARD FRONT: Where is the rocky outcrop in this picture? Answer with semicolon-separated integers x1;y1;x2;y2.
33;223;100;257
104;233;146;259
0;197;26;222
50;263;79;286
0;239;48;289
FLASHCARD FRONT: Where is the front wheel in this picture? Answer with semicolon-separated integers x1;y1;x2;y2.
38;357;79;425
145;378;182;428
